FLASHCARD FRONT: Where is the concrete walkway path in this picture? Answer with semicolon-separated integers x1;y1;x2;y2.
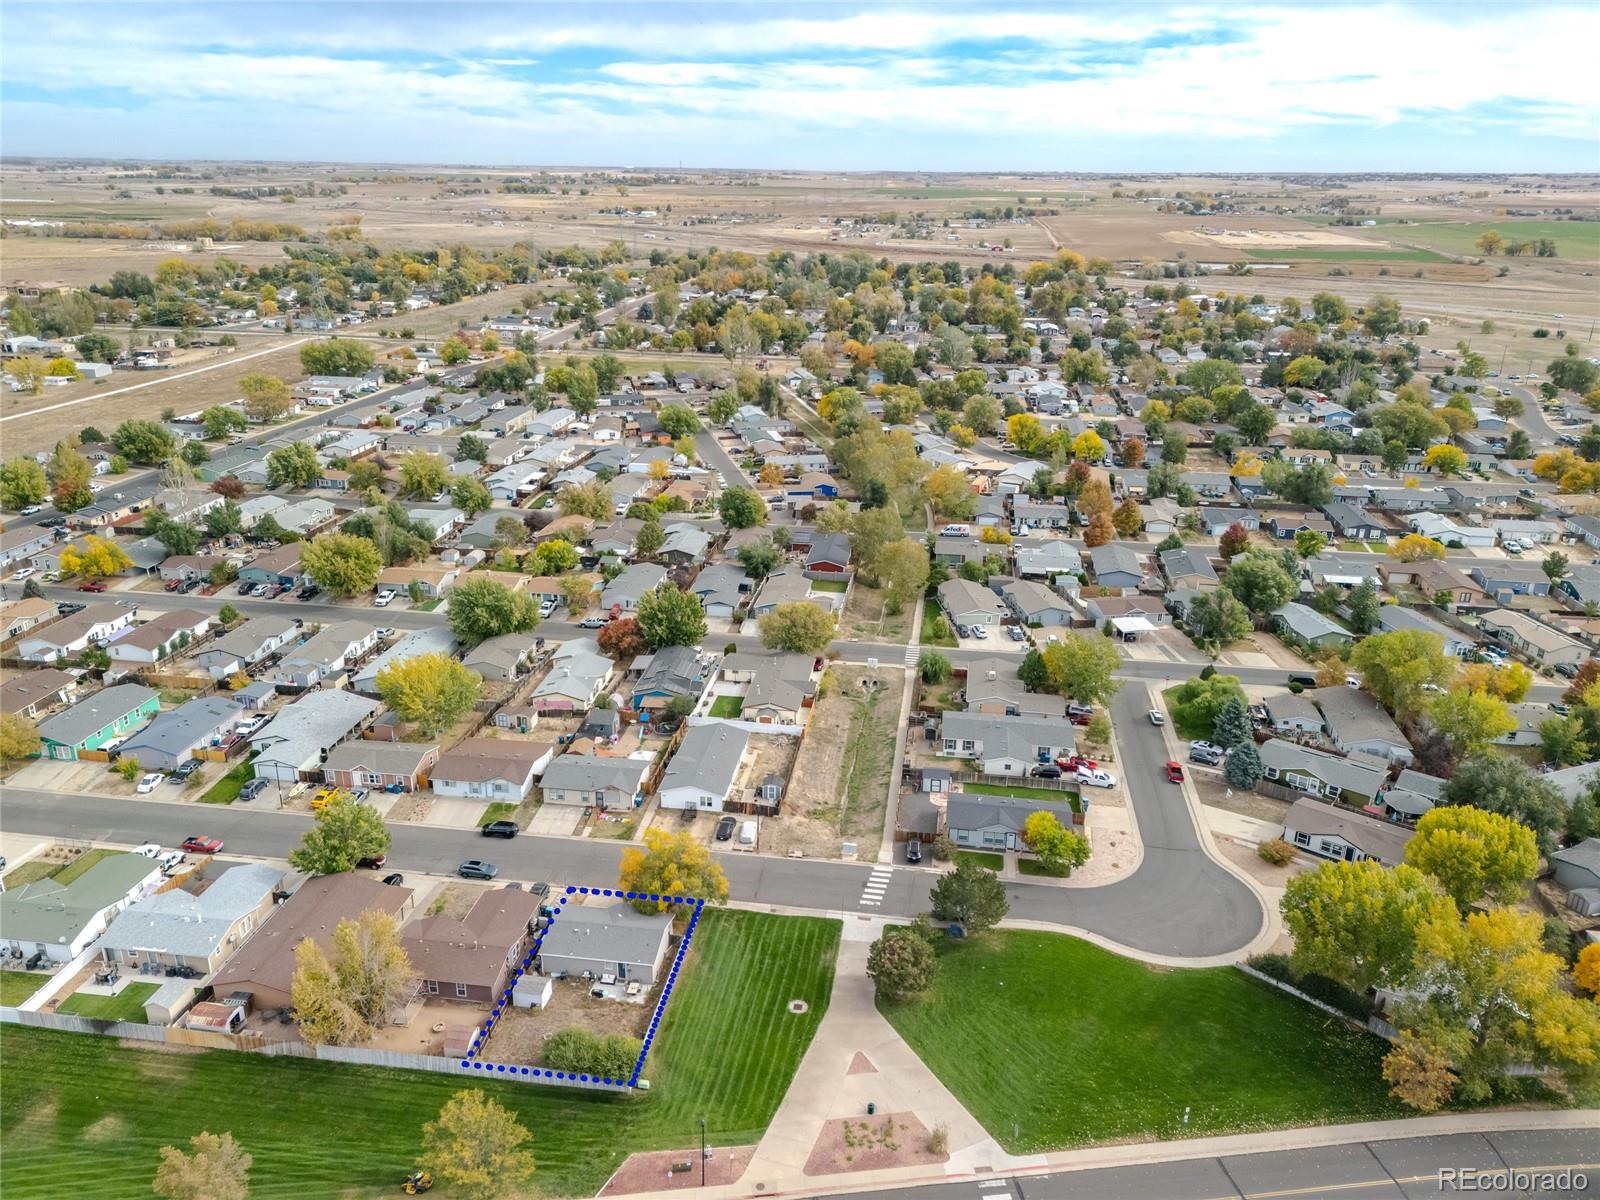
733;919;1019;1195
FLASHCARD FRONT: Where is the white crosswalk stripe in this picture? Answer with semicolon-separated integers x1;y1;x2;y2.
859;865;893;907
902;645;919;666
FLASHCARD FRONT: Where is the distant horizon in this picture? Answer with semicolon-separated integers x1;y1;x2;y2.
2;1;1596;172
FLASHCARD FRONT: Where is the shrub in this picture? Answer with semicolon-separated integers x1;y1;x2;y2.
1287;681;1304;694
930;833;955;862
1257;837;1295;865
928;1124;949;1155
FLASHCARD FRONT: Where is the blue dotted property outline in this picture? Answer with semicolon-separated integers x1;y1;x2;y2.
457;885;706;1090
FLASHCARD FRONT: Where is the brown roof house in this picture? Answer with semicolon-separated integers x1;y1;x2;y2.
211;873;416;1011
428;737;553;803
1378;561;1493;615
404;887;541;1003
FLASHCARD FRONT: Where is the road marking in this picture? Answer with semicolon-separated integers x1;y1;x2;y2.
0;338;311;423
858;865;892;907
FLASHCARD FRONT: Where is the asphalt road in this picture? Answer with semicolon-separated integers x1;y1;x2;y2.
828;1127;1600;1200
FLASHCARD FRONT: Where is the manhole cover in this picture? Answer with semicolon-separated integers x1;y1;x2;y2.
787;999;809;1014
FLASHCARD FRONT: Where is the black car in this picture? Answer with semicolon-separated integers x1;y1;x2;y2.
170;758;202;782
297;585;320;601
715;815;737;841
238;580;256;595
39;516;66;529
905;839;923;863
1555;662;1579;679
1030;764;1062;779
481;820;519;839
382;873;405;886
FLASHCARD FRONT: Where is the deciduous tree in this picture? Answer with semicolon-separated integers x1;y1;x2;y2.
867;928;937;1001
152;1131;252;1200
288;797;391;877
447;577;539;646
267;442;320;489
619;829;730;916
1040;633;1121;705
302;533;383;597
717;485;766;529
1390;533;1447;562
929;859;1009;933
1350;629;1457;721
419;1090;537;1200
240;373;293;422
1281;861;1457;995
0;456;48;510
1440;755;1567;855
635;583;706;650
399;451;449;499
377;652;482;738
1404;806;1539;909
1023;810;1090;876
59;535;132;580
758;602;836;655
0;713;41;766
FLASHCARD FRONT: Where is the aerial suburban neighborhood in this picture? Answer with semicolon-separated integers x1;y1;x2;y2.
1;3;1598;1198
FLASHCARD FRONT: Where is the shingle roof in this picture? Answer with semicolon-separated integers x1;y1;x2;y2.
541;753;650;794
99;863;281;958
0;853;159;945
536;903;672;970
1284;797;1414;864
948;791;1075;836
662;723;748;796
1311;686;1410;751
403;888;541;990
36;683;157;747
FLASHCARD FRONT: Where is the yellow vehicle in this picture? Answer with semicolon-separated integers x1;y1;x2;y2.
310;787;349;812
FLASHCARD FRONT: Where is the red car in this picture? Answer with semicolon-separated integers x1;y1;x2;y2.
1165;761;1184;784
180;835;223;854
1056;754;1099;772
77;580;107;592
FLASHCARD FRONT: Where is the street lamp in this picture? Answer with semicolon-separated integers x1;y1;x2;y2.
700;1118;707;1186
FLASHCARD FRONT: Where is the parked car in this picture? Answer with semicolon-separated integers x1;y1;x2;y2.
1006;625;1026;642
1075;767;1118;789
1345;675;1362;689
374;590;396;608
1055;754;1098;772
1555;662;1580;679
12;567;34;581
356;853;387;870
297;585;320;601
18;505;41;517
170;759;201;783
1189;741;1225;766
1030;764;1062;779
180;835;223;854
956;624;971;639
239;778;269;801
78;580;107;592
136;772;165;793
1147;709;1164;726
1286;672;1318;688
481;820;519;839
1165;761;1184;783
577;616;609;629
971;624;989;640
382;873;405;887
458;859;498;880
715;815;737;841
375;627;397;641
904;838;923;864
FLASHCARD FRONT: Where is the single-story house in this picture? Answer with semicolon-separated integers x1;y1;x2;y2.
98;862;283;976
600;563;668;614
691;563;753;619
429;738;553;802
720;652;816;724
268;620;379;689
658;723;749;811
1378;561;1493;615
1551;839;1600;893
0;852;162;963
0;597;61;640
248;690;380;782
937;578;1006;628
528;637;612;714
461;632;541;683
351;626;459;696
237;543;307;589
1000;579;1072;627
805;532;852;575
937;711;1074;775
1273;602;1352;649
1468;562;1552;603
16;603;134;663
629;644;707;712
193;616;301;679
1264;691;1324;735
35;683;160;760
1089;544;1144;590
323;740;439;793
377;564;458;599
1258;739;1386;806
947;792;1078;852
1311;686;1412;764
539;753;650;809
118;694;242;772
1283;797;1414;867
210;873;415;1011
1014;540;1082;580
0;668;79;719
104;609;211;667
404;888;542;1004
536;903;673;985
1376;768;1445;823
1376;606;1474;657
1479;609;1590;669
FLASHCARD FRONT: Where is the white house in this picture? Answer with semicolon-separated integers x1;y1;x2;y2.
657;723;749;812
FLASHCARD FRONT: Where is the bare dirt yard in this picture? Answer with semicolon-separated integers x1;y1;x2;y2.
803;1111;948;1176
765;665;902;860
837;582;911;645
601;1146;757;1195
482;977;651;1067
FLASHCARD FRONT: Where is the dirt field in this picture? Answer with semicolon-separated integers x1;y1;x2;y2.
837;582;911;645
768;665;902;860
482;977;651;1067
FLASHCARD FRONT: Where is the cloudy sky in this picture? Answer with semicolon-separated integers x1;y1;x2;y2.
3;2;1596;171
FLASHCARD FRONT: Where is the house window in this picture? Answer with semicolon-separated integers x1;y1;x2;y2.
454;982;468;999
426;980;439;995
1293;831;1310;847
1318;839;1345;859
961;740;975;753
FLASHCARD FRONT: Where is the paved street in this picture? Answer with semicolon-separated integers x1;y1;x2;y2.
829;1127;1600;1200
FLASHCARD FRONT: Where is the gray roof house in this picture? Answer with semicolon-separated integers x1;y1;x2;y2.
947;792;1078;852
1552;839;1600;893
1376;606;1474;657
528;637;612;714
937;578;1006;627
601;563;668;614
721;651;817;724
1311;686;1413;764
35;683;160;760
536;904;673;985
1000;579;1073;626
937;711;1074;776
248;690;380;782
118;694;243;772
691;562;752;619
193;616;301;679
0;852;162;962
630;644;707;711
1273;602;1352;648
1014;540;1082;580
1258;739;1386;805
268;620;379;689
1159;547;1218;587
539;753;650;809
1283;797;1414;867
1378;768;1445;822
1089;544;1143;590
98;862;283;975
961;657;1066;718
1264;691;1324;735
461;631;540;683
658;723;750;812
353;626;460;695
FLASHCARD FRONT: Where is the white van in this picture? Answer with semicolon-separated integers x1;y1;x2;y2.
738;820;757;846
940;523;971;538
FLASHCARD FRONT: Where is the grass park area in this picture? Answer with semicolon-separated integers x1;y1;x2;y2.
920;597;956;647
954;851;1004;871
708;695;745;718
56;983;158;1022
878;931;1404;1153
0;972;45;1007
0;909;840;1200
199;761;254;805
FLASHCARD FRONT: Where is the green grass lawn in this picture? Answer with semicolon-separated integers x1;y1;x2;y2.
879;931;1405;1153
4;848;123;892
961;782;1082;807
920;597;956;647
954;851;1004;871
56;983;158;1022
1016;857;1067;878
0;909;840;1200
477;802;520;827
0;971;45;1006
809;579;848;593
708;695;745;718
1395;219;1600;261
199;761;254;805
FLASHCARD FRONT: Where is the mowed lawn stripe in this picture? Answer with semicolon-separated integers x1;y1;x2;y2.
0;909;840;1199
878;930;1406;1154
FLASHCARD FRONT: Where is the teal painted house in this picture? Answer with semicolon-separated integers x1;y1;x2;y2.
35;684;161;760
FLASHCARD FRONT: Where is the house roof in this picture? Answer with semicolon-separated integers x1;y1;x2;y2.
431;737;550;785
601;563;668;606
0;852;159;946
1159;547;1217;582
212;872;413;1000
36;683;157;747
634;644;703;698
541;752;650;794
1284;797;1414;864
403;888;542;989
1259;738;1385;798
323;740;438;777
1001;579;1068;617
204;616;299;659
731;651;815;713
1376;606;1462;643
806;531;851;566
937;577;1005;619
1311;686;1410;751
1553;838;1600;877
947;791;1075;836
123;695;241;758
1480;608;1584;655
249;690;379;762
1274;602;1348;642
536;902;672;969
662;722;748;796
99;863;282;958
0;667;75;715
1264;691;1322;726
1090;543;1143;577
939;711;1073;759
